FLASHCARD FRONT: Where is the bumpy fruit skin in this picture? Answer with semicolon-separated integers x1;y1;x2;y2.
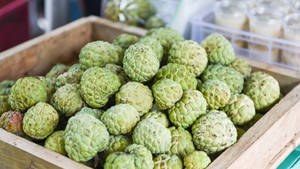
0;80;15;95
152;79;183;110
104;152;135;169
76;107;103;119
145;16;165;29
236;127;246;140
105;0;155;26
104;144;154;169
123;44;159;82
168;40;208;76
79;41;122;69
105;64;128;85
242;113;263;130
9;77;48;111
133;118;171;154
125;144;154;169
223;94;256;125
168;90;207;129
229;58;252;78
101;104;140;135
51;84;83;117
154;63;197;90
200;79;231;109
102;135;132;159
115;82;153;116
80;67;121;108
0;96;11;116
201;64;244;94
56;64;84;88
244;72;280;112
112;33;139;51
169;127;195;158
201;33;235;65
153;154;183;169
46;64;69;79
138;37;164;62
142;111;169;127
183;151;211;169
65;114;110;162
36;76;56;100
44;130;66;155
192;110;237;154
145;27;184;54
23;102;59;139
0;111;23;135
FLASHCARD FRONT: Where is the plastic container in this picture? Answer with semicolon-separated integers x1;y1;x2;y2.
0;0;29;52
190;7;300;71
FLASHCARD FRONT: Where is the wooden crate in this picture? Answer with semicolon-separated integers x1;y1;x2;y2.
0;16;299;169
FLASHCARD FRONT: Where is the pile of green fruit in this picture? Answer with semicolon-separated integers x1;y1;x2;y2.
105;0;165;29
0;27;281;169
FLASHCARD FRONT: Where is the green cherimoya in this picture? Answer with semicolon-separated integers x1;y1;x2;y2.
154;154;183;169
168;40;208;76
51;84;83;117
200;79;231;110
44;130;66;155
192;110;237;154
76;107;103;119
0;96;11;116
46;64;69;79
79;41;122;69
101;104;140;135
223;94;256;125
229;58;252;78
56;64;84;88
168;90;207;129
133;118;171;154
105;0;155;26
105;64;129;85
201;33;235;65
0;111;23;135
242;113;263;130
0;80;15;95
35;76;56;100
145;16;165;29
154;63;197;91
169;127;195;158
201;64;244;94
244;71;280;112
141;111;169;128
152;79;183;110
145;27;184;54
65;114;110;162
104;144;154;169
123;44;159;82
80;67;121;108
102;135;132;159
137;37;164;62
184;151;211;169
9;77;48;111
115;82;153;116
112;33;139;51
23;102;59;139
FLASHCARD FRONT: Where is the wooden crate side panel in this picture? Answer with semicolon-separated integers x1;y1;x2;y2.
0;129;90;169
0;18;92;81
208;84;300;169
90;17;147;42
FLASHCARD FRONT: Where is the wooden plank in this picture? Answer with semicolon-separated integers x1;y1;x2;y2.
208;84;300;169
89;16;147;42
0;17;93;81
0;129;90;169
